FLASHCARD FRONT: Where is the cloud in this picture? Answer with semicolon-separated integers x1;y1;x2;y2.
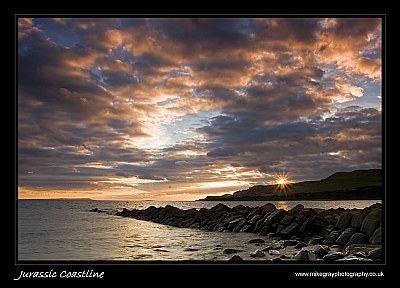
17;18;382;199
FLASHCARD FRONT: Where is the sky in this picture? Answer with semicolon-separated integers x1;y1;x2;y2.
17;17;382;201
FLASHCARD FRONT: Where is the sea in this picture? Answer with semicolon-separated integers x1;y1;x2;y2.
17;199;381;261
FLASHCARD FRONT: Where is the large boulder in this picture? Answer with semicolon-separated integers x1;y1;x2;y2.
227;217;246;230
346;233;368;246
322;230;342;246
360;208;382;235
253;218;265;233
335;212;353;230
264;210;287;226
205;203;231;219
293;250;317;261
367;247;382;260
248;214;262;224
351;208;370;228
232;218;248;232
288;204;304;217
280;215;295;226
323;252;345;261
369;227;382;245
279;222;300;237
335;227;357;246
260;203;277;216
298;215;328;236
258;225;271;236
247;207;262;220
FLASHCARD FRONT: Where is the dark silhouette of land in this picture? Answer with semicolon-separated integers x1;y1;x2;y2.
198;169;382;201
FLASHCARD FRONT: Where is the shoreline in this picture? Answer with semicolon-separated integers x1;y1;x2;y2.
92;202;382;262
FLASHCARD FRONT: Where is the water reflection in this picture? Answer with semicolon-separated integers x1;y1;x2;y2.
277;201;288;210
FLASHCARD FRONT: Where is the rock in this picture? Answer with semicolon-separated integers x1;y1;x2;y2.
337;256;373;262
360;208;382;235
293;250;317;261
264;210;287;226
346;233;367;246
288;204;304;217
323;252;345;261
247;207;262;220
250;250;265;258
240;224;254;232
269;250;281;255
299;215;328;236
351;208;370;228
232;219;247;232
205;203;230;216
302;244;329;258
296;208;317;223
231;205;246;212
253;218;265;233
229;255;244;261
275;224;286;234
345;244;380;256
259;225;270;236
90;208;100;212
261;245;273;252
282;240;299;247
335;227;357;246
367;247;382;260
248;238;266;244
322;230;342;246
294;242;308;249
227;217;246;230
308;236;324;245
279;222;299;237
369;227;382;245
280;215;295;226
260;203;277;216
248;214;262;224
335;212;353;230
212;223;226;232
223;248;244;254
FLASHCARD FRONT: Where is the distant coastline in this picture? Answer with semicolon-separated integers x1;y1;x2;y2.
197;169;382;201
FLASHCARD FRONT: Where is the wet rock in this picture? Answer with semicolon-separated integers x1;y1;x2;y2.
345;244;380;256
360;208;382;235
260;203;277;216
247;207;262;220
232;219;248;232
275;224;286;234
351;208;370;228
279;222;300;237
337;256;373;262
280;215;295;226
296;208;317;223
223;248;244;254
248;238;266;244
367;247;382;260
261;245;273;252
299;215;328;236
322;230;342;246
253;218;265;233
269;250;281;255
346;233;367;246
282;240;299;247
335;212;353;230
323;252;345;261
250;250;265;258
213;223;226;232
227;217;246;230
294;242;308;249
308;236;324;245
240;224;254;232
248;214;262;224
288;204;304;217
293;250;317;261
335;227;357;246
258;225;271;236
264;210;287;226
90;208;100;212
369;227;382;245
229;255;244;261
303;244;330;258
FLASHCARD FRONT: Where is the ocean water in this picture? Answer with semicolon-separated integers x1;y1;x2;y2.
17;199;381;261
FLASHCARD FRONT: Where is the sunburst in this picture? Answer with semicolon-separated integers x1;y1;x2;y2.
273;171;293;196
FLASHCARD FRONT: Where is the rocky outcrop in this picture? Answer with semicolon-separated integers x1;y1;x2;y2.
109;202;383;261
